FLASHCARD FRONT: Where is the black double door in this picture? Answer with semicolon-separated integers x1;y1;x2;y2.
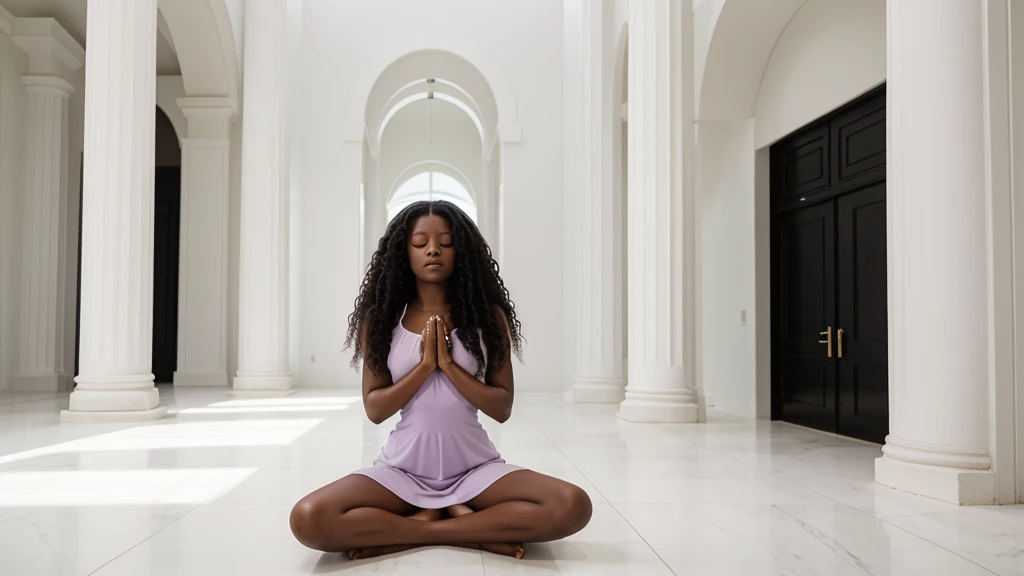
771;87;889;444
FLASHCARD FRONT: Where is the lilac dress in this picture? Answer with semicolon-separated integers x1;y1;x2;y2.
352;316;520;509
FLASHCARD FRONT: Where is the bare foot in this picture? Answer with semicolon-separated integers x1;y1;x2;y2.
445;504;526;559
346;508;443;560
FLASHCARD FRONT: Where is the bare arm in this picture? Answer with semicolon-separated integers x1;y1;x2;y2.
361;316;439;424
438;310;515;423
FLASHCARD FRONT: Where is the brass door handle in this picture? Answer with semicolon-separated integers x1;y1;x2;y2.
819;327;833;358
837;328;844;358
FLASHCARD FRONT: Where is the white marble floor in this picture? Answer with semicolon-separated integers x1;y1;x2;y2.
1;387;1022;576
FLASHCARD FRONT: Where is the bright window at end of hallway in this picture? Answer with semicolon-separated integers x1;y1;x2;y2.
387;171;477;223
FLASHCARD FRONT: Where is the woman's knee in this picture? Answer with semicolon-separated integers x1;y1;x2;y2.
550;484;593;537
290;496;342;550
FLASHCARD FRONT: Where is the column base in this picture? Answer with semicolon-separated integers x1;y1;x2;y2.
62;380;168;423
617;388;704;423
12;372;71;392
67;386;161;412
572;375;626;403
875;436;994;505
233;372;294;392
875;455;994;505
61;406;168;423
173;370;228;387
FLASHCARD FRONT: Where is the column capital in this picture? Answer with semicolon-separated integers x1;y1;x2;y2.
177;96;236;140
10;17;84;82
21;75;75;96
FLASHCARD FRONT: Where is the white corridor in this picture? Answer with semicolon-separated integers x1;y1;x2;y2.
1;388;1021;576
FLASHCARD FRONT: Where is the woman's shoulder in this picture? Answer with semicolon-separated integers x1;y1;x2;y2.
491;305;509;331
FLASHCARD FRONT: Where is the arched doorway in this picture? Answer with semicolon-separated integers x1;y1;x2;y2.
152;107;181;383
360;50;505;268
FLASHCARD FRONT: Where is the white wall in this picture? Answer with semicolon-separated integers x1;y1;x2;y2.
295;0;564;391
696;0;885;417
753;0;885;147
0;33;28;391
698;121;756;416
222;0;244;76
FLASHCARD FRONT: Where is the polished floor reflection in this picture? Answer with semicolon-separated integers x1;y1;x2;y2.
0;387;1021;575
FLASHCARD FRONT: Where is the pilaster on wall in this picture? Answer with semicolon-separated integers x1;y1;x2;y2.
173;97;235;388
565;0;627;404
7;16;83;393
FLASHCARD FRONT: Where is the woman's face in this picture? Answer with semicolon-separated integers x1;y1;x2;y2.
407;214;456;284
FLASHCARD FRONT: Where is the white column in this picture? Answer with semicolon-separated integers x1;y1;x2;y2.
173;98;234;387
63;0;166;422
566;0;625;403
617;0;701;422
234;0;294;393
875;0;994;505
10;21;84;393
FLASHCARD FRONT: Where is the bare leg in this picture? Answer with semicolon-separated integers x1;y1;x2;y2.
291;474;418;553
290;471;592;552
351;506;524;560
347;508;442;560
446;504;525;559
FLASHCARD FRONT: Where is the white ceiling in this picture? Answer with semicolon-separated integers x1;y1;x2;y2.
2;0;182;75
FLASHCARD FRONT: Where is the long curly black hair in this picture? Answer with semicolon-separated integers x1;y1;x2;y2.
345;200;523;378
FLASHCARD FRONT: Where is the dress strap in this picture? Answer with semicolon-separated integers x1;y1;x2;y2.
398;304;409;329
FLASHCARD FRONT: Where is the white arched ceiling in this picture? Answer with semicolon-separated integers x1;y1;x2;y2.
697;0;806;121
376;80;486;154
350;34;520;144
364;50;500;158
157;0;240;112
